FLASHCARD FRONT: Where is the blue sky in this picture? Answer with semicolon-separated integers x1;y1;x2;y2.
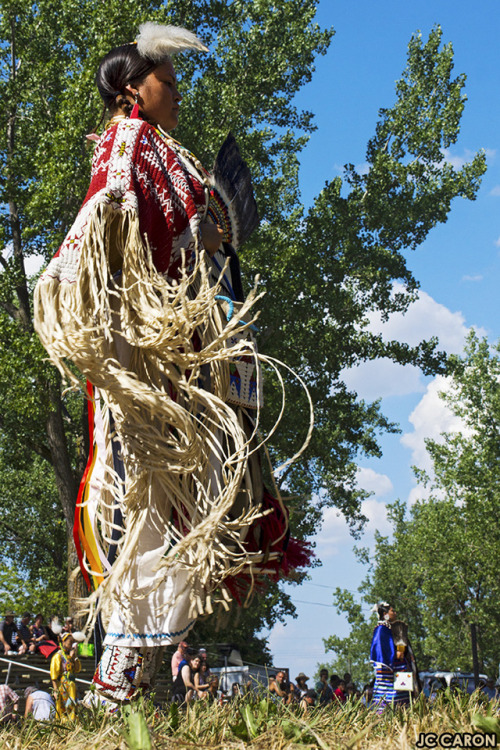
262;0;500;682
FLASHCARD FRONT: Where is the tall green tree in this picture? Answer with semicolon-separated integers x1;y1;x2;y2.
0;0;486;649
325;333;500;677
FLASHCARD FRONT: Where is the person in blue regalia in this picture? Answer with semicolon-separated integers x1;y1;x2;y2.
370;602;417;713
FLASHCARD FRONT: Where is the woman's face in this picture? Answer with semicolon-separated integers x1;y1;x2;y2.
191;656;200;669
62;636;74;653
387;606;397;622
135;61;181;131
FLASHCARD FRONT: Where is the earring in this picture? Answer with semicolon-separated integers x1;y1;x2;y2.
130;92;140;120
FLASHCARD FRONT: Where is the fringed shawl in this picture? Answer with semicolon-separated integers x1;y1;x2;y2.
34;119;291;632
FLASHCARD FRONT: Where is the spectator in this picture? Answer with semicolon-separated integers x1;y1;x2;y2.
18;613;34;654
345;682;356;700
194;660;210;698
206;675;220;703
171;654;201;704
481;678;498;701
300;688;317;714
329;674;340;692
269;670;294;704
333;679;347;703
0;611;20;655
429;678;445;701
31;614;48;650
0;684;19;722
361;681;374;706
171;641;189;680
294;672;310;701
315;668;333;705
31;614;58;658
50;633;81;720
231;682;242;700
24;686;55;720
61;617;74;635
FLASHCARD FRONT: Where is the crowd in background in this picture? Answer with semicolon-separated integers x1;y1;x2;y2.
0;609;82;722
0;611;75;657
169;641;372;712
0;614;499;722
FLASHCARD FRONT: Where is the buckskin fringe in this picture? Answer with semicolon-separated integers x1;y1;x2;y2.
35;204;281;630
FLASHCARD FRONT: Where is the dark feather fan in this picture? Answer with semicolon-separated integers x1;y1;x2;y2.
391;620;409;649
210;133;259;249
392;619;421;696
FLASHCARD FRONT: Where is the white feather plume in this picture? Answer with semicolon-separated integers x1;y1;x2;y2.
137;22;208;62
50;617;62;635
72;631;86;643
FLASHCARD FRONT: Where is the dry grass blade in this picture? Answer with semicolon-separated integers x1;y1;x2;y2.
0;691;498;749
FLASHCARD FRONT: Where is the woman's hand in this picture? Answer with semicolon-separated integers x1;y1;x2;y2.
200;221;224;256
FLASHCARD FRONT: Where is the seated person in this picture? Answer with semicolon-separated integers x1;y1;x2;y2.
30;614;49;651
194;660;211;697
171;654;202;704
17;613;34;654
231;682;241;700
315;669;333;705
300;688;317;713
269;670;294;704
0;611;20;655
206;675;219;702
294;672;310;700
333;679;347;703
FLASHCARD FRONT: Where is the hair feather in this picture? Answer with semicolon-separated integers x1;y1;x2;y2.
137;22;208;62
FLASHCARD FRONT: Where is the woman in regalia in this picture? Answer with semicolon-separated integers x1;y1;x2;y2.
34;23;310;707
370;602;417;713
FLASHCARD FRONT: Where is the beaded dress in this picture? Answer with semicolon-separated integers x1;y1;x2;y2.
35;117;310;702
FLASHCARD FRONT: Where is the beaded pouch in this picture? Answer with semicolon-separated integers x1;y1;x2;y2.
394;672;413;691
215;295;263;410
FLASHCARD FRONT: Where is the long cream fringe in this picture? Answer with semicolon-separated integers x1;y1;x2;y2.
34;205;312;633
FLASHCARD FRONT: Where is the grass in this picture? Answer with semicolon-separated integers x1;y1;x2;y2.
1;690;499;749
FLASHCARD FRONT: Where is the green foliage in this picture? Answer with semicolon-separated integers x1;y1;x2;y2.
327;333;500;677
0;2;487;652
122;704;152;750
322;589;375;686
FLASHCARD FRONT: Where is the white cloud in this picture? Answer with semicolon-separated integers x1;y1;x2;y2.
407;485;428;506
341;286;482;401
356;467;393;498
489;185;500;197
0;248;45;276
342;360;424;400
355;161;370;176
400;375;463;471
315;494;392;558
462;274;483;283
25;254;45;276
365;286;474;353
441;147;495;170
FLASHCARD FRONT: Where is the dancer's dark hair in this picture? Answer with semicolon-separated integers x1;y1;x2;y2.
377;602;392;620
